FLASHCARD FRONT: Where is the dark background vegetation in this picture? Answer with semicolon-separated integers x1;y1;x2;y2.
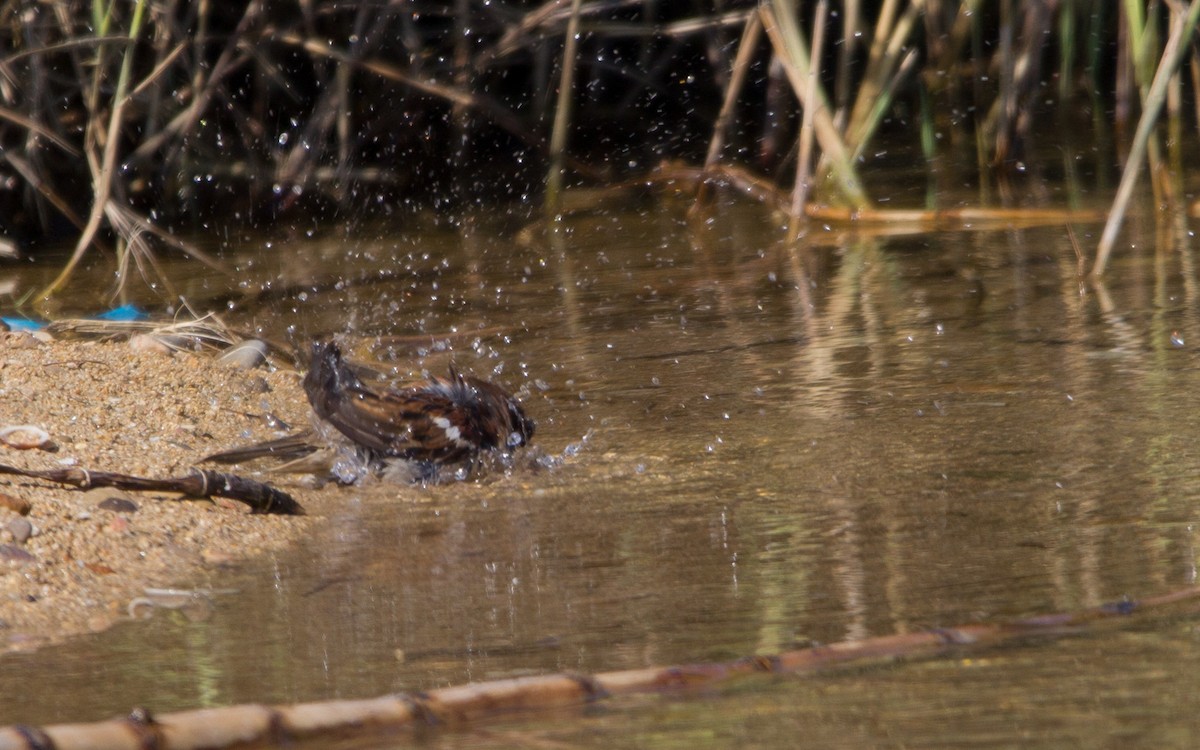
0;1;1189;266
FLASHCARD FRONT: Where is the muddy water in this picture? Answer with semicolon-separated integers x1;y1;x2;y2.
5;200;1200;746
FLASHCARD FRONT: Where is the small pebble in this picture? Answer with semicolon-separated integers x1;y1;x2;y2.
82;487;135;507
128;334;176;355
0;544;35;564
1;332;43;349
98;497;139;514
218;340;269;370
6;518;31;545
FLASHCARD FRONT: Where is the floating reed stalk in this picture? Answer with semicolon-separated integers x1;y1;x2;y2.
4;584;1200;750
653;161;1105;230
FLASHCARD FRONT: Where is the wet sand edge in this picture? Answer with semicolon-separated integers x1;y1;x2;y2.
0;334;322;652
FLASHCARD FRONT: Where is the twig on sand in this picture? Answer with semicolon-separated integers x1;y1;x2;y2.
0;464;304;516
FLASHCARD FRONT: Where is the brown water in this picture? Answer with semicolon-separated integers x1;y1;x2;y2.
5;198;1200;747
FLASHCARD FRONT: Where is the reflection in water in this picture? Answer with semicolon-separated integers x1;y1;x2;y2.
4;201;1200;746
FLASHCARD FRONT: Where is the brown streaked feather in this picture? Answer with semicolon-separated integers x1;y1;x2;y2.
303;341;535;465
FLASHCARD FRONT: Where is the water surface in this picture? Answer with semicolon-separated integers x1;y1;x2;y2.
3;198;1200;747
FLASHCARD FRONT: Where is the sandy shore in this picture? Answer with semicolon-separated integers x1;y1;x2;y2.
0;332;322;652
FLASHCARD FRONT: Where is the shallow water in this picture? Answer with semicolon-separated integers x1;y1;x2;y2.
4;198;1200;746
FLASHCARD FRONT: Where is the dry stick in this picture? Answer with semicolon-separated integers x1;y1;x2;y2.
585;9;752;38
1191;50;1200;144
108;204;228;274
126;42;188;101
480;0;748;66
0;35;129;157
1067;223;1087;282
3;585;1199;750
851;0;899;117
789;0;828;234
1093;0;1200;277
0;464;304;516
695;12;763;207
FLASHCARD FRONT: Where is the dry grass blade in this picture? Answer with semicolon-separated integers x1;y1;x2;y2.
275;32;549;155
46;312;241;349
0;152;86;229
759;1;867;208
848;47;919;163
479;0;573;64
37;0;150;301
125;0;264;166
0;105;79;157
842;0;922;154
696;11;763;208
790;0;829;229
545;0;585;214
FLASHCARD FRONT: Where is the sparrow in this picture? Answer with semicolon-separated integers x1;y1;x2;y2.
203;341;535;482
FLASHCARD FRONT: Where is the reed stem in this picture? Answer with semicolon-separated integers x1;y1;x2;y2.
1093;0;1200;277
545;0;585;216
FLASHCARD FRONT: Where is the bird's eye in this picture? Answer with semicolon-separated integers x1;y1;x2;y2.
507;432;525;447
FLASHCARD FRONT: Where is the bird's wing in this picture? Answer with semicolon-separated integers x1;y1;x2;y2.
309;370;477;461
200;430;319;464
